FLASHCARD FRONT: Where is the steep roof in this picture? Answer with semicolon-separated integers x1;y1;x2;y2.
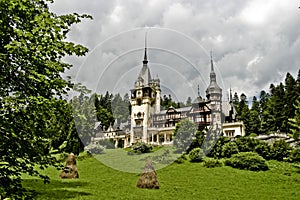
206;53;222;96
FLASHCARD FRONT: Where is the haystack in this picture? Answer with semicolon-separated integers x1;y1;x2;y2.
136;160;159;189
60;153;79;179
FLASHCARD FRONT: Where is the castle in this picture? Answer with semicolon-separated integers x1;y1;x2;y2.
93;40;245;148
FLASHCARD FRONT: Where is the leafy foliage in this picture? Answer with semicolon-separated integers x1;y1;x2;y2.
208;136;230;158
235;136;259;152
0;0;90;198
84;143;104;154
131;142;153;154
189;147;204;162
289;98;300;140
97;139;115;149
233;70;300;135
287;148;300;163
270;140;292;161
254;141;272;160
186;131;205;153
203;158;222;168
221;142;239;158
225;152;269;171
173;119;198;153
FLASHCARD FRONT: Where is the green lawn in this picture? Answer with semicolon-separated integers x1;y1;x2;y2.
23;152;300;200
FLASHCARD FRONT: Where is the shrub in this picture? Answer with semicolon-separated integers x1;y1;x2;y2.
84;143;104;154
208;136;230;158
58;152;69;162
98;139;115;149
235;136;260;152
271;140;292;161
203;158;222;168
224;152;268;171
287;148;300;163
189;148;204;162
255;142;272;160
174;154;187;164
132;142;153;153
221;142;239;158
173;119;198;153
249;133;257;137
186;131;205;154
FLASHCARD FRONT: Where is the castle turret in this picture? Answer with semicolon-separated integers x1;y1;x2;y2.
130;35;160;144
206;52;222;126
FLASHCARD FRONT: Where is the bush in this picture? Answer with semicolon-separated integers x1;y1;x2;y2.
84;143;104;154
221;142;239;158
173;119;198;153
186;131;205;154
203;158;222;168
271;140;292;161
132;142;152;153
255;142;272;160
224;152;268;171
208;136;230;158
189;148;204;162
174;154;187;164
98;139;115;149
235;136;260;152
287;148;300;163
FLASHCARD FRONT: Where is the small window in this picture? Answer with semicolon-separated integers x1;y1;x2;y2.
137;99;142;106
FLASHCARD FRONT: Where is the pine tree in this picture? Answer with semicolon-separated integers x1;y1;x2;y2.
186;96;192;106
284;72;297;132
238;93;250;135
289;98;300;140
232;92;239;108
248;96;261;135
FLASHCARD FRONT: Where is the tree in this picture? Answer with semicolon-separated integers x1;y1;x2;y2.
0;0;91;198
284;73;298;132
111;93;130;125
248;96;261;135
72;94;97;146
232;92;239;108
289;98;300;140
161;94;179;109
186;96;192;106
173;119;198;153
94;92;115;129
237;93;250;135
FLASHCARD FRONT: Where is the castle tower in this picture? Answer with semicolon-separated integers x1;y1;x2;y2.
206;52;222;127
130;36;160;144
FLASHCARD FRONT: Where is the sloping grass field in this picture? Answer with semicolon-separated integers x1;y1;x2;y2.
23;152;300;200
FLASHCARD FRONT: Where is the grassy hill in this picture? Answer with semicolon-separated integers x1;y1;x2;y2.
23;152;300;200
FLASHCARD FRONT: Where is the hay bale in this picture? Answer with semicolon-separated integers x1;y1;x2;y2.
60;153;79;179
137;160;159;189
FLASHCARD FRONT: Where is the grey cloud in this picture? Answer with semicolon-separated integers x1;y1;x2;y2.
50;0;300;101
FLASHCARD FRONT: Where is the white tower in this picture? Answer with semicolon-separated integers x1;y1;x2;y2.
206;52;222;127
130;36;160;144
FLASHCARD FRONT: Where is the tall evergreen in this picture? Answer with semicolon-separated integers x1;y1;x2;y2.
284;73;298;132
232;92;239;108
237;93;250;135
289;98;300;140
248;96;261;135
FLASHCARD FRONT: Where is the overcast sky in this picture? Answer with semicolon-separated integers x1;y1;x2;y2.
50;0;300;103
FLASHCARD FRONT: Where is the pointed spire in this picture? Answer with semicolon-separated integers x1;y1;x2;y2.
206;50;222;99
229;87;233;102
136;31;151;86
209;50;216;83
198;85;200;97
143;31;148;65
210;50;214;72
